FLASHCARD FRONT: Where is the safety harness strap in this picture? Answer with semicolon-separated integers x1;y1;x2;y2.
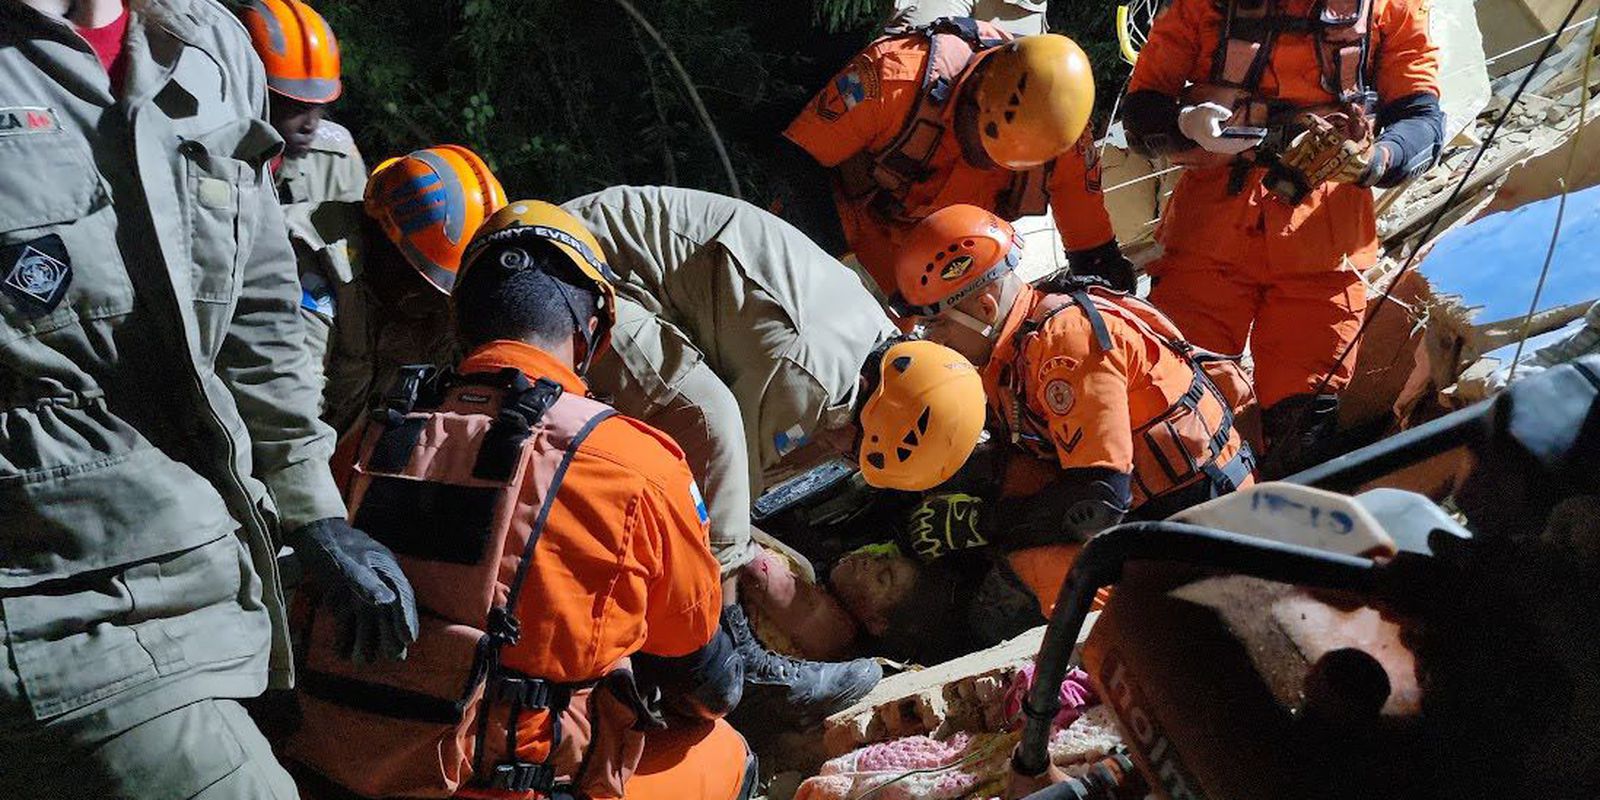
877;16;996;182
468;404;616;793
299;670;471;725
1012;283;1247;504
842;17;1011;220
366;364;441;473
473;375;564;482
1206;0;1377;199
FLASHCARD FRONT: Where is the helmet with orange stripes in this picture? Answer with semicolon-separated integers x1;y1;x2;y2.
238;0;343;104
893;204;1023;318
364;145;507;294
858;340;987;491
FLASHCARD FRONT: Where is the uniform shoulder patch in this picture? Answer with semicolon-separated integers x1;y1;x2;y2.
1042;378;1075;416
774;424;811;458
813;55;880;122
688;480;710;525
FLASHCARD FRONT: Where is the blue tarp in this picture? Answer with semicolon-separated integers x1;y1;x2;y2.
1419;182;1600;321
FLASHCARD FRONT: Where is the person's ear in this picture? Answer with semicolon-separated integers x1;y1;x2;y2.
980;291;1002;324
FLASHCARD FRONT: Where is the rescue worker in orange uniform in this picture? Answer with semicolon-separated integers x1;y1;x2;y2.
1121;0;1443;474
892;205;1256;607
284;201;753;800
315;145;506;432
780;22;1137;295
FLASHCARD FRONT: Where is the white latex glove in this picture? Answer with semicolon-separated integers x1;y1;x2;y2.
1177;102;1264;155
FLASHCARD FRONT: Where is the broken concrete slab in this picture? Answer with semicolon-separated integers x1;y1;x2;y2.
821;616;1098;757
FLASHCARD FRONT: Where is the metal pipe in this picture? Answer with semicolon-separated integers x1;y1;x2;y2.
1280;400;1492;493
1014;522;1381;777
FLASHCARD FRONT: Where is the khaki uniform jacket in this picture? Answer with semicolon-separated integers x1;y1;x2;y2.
268;121;398;433
0;0;345;727
566;186;896;475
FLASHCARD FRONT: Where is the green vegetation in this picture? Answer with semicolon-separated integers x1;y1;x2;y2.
322;0;1130;202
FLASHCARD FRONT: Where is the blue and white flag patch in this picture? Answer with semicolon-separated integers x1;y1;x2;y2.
689;480;710;525
774;424;810;458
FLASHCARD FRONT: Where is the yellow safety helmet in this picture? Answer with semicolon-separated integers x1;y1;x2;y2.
968;34;1096;169
858;340;987;491
459;201;620;372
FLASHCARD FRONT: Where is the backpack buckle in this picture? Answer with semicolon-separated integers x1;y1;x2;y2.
486;761;555;794
491;675;553;709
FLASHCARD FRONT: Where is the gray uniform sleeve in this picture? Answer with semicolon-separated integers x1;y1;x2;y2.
217;132;346;534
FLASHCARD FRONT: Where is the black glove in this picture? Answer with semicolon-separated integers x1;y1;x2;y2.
901;493;990;562
1064;240;1138;293
289;517;419;663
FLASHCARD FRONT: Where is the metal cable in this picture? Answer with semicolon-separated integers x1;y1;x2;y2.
1505;18;1598;383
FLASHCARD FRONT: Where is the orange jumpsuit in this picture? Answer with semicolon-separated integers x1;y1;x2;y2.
457;343;749;800
301;341;749;800
1128;0;1439;408
785;29;1116;293
983;287;1253;609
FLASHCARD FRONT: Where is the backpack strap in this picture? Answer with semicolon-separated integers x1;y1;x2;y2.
468;396;617;796
472;375;564;482
863;18;1010;217
365;364;445;473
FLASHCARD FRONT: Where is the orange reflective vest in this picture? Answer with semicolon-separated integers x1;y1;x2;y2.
829;19;1057;225
786;18;1114;290
1191;0;1376;135
991;282;1256;509
286;360;715;800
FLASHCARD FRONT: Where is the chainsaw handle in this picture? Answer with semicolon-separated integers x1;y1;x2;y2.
1013;521;1382;777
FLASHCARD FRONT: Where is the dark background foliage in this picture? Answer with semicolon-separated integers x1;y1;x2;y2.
320;0;1129;203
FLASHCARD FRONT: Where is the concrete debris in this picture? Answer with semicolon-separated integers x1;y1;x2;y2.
792;706;1125;800
822;618;1098;757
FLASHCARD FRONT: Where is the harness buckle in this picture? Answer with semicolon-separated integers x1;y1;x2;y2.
371;364;434;422
486;761;556;794
491;675;554;709
486;606;522;645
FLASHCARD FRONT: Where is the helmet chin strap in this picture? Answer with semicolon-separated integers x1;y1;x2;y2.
551;278;600;376
946;305;996;338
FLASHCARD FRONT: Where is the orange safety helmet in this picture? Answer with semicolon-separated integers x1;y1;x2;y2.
238;0;342;104
893;204;1023;318
460;200;621;373
364;145;507;294
969;34;1095;169
858;340;987;491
